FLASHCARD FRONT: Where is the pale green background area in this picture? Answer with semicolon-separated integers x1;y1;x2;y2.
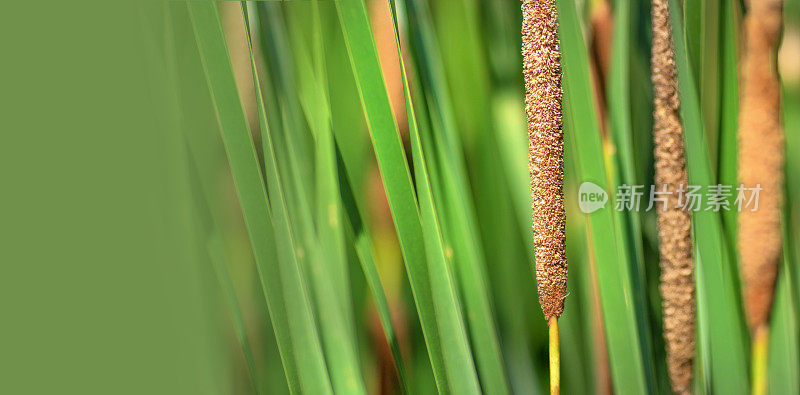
0;2;245;393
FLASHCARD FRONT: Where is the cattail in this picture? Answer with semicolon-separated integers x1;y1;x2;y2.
523;0;566;324
738;1;784;394
522;0;566;393
650;0;696;393
738;0;784;333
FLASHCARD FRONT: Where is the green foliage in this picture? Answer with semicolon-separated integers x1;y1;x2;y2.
177;0;800;393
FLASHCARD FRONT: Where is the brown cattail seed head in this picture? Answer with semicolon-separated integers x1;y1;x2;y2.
738;0;784;331
651;0;696;393
522;0;567;321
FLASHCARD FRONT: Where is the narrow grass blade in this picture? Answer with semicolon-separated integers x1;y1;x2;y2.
767;217;800;394
335;0;469;390
384;0;483;391
170;4;300;391
715;1;746;357
781;0;800;315
186;3;333;393
396;0;510;391
243;3;370;393
492;92;536;246
205;233;263;394
474;114;543;393
162;9;264;392
682;0;701;90
336;150;410;392
668;0;749;392
557;0;656;391
307;1;359;348
255;6;319;258
767;276;800;394
409;101;482;395
628;0;656;191
718;0;741;256
322;9;412;392
178;61;265;395
693;248;711;394
699;0;721;167
608;0;673;391
607;0;645;288
682;0;722;167
255;5;316;212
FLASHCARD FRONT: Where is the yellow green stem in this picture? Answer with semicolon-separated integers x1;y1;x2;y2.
751;325;769;395
549;317;560;395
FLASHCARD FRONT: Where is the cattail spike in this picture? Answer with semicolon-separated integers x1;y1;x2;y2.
522;0;567;322
650;0;696;393
738;0;784;333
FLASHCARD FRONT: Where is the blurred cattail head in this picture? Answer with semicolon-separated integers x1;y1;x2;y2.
651;0;696;393
738;0;784;331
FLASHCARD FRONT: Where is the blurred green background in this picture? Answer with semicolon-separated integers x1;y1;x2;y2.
2;0;799;394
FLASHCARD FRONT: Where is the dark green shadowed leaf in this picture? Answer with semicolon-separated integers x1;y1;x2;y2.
336;145;411;392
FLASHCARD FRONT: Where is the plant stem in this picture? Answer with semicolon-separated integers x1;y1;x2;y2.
549;316;560;395
751;325;769;395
